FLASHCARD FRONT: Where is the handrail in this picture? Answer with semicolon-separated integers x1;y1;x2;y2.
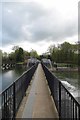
0;63;38;119
0;64;37;95
42;63;80;119
61;82;80;106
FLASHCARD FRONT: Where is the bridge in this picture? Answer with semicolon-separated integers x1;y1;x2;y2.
0;62;80;119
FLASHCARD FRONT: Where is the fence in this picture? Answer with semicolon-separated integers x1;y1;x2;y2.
42;63;80;119
0;63;38;119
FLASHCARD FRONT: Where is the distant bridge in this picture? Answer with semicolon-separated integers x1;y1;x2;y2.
0;62;80;119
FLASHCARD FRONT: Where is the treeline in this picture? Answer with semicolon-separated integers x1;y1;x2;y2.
0;41;79;66
47;42;79;65
0;46;39;65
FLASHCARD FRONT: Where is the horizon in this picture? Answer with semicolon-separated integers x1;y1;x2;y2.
0;40;78;55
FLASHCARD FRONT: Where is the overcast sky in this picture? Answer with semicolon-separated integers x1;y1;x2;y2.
0;0;79;54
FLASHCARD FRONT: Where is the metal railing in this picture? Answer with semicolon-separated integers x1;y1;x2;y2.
0;63;38;119
42;63;80;119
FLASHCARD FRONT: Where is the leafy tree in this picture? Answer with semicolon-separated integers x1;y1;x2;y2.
2;52;9;64
0;50;2;65
12;46;19;51
30;49;38;58
8;52;16;64
60;42;76;64
24;51;30;59
48;42;78;65
15;47;24;62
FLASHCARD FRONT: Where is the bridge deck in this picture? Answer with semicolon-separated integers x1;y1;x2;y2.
18;64;58;118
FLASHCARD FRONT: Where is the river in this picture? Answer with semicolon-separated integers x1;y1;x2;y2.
0;64;27;93
0;66;80;97
0;64;27;117
53;70;80;103
0;65;80;108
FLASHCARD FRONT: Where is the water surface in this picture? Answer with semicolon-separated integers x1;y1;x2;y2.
53;71;80;102
0;65;27;92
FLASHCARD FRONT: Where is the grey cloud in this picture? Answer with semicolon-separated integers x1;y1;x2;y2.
28;12;77;42
1;1;77;47
78;2;80;35
0;3;2;47
2;2;47;46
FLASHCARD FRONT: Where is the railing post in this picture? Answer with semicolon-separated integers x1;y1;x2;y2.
13;82;16;119
59;82;61;119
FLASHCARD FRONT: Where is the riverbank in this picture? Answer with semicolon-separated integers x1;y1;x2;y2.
1;62;26;71
52;67;78;72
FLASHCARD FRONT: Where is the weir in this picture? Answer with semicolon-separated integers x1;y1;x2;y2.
0;62;80;119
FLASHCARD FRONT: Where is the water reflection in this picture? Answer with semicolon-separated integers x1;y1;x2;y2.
0;65;27;115
53;71;79;87
1;65;27;91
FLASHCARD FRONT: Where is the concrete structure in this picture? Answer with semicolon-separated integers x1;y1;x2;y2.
41;58;53;71
27;58;39;68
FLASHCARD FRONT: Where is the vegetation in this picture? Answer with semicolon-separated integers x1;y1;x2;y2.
47;42;79;66
0;42;79;67
0;50;2;66
30;49;39;58
1;46;39;65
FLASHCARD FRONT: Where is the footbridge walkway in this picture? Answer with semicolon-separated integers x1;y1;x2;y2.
0;63;80;119
21;63;58;118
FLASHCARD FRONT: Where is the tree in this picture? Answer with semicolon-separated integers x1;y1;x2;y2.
15;47;24;62
60;42;75;64
30;49;38;58
48;45;59;62
2;52;9;64
0;50;2;65
8;52;16;64
12;46;19;51
47;42;78;65
24;51;30;58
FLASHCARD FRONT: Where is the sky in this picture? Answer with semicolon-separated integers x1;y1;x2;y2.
0;0;79;55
